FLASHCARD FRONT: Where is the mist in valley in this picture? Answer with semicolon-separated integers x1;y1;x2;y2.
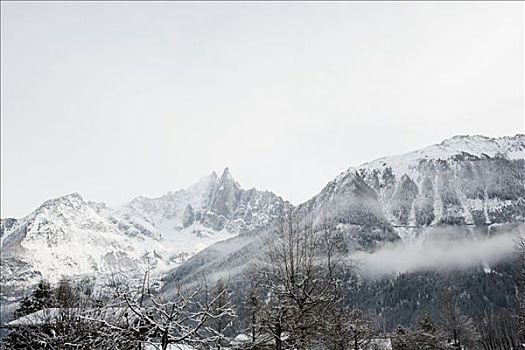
354;226;524;278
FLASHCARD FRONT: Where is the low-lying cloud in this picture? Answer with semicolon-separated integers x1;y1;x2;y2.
354;226;523;278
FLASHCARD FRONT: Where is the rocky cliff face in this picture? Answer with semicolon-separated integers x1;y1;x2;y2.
293;134;524;248
0;168;291;289
355;134;525;238
123;168;291;234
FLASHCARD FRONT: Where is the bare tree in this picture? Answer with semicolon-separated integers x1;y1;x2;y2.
6;266;237;350
324;307;376;350
246;283;262;347
253;213;347;349
398;314;448;350
347;308;377;350
479;310;521;350
120;272;236;350
234;279;262;349
207;278;235;350
440;302;479;349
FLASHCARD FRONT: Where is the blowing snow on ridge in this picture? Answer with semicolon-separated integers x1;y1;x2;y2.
0;168;291;289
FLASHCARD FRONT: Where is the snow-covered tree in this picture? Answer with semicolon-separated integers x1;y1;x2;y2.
120;274;236;350
6;282;137;350
13;280;54;319
207;278;235;349
392;325;410;350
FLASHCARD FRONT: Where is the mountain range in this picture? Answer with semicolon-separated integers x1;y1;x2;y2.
161;134;525;289
0;168;291;293
1;134;524;303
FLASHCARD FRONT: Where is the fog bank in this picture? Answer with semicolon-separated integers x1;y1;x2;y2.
354;228;522;278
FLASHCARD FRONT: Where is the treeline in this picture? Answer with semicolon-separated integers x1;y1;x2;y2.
2;215;525;350
347;262;521;331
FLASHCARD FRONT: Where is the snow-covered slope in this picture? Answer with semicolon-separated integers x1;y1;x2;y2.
295;134;524;244
164;135;525;288
352;134;525;237
0;168;291;289
359;134;524;179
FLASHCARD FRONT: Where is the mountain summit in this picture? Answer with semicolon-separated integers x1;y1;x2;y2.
0;168;291;288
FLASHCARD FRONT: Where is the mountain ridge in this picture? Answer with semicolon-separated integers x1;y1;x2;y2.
161;134;525;289
1;134;524;291
0;168;291;289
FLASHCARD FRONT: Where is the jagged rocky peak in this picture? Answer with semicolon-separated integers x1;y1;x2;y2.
210;167;242;218
219;167;234;182
336;170;378;198
217;167;241;192
194;167;293;232
0;168;292;289
182;204;195;228
115;167;290;233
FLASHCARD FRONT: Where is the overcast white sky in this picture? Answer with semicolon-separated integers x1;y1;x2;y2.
1;2;524;218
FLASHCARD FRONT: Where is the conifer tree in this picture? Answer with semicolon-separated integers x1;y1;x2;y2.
13;280;54;319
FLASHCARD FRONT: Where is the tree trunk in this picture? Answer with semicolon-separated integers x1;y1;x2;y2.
161;328;169;350
275;322;282;350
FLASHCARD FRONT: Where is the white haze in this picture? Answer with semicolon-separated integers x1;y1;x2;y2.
1;2;523;218
354;228;523;278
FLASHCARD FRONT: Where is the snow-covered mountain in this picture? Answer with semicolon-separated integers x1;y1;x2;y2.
2;134;523;330
0;168;291;289
294;134;525;245
354;134;525;237
163;135;525;288
2;135;524;293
